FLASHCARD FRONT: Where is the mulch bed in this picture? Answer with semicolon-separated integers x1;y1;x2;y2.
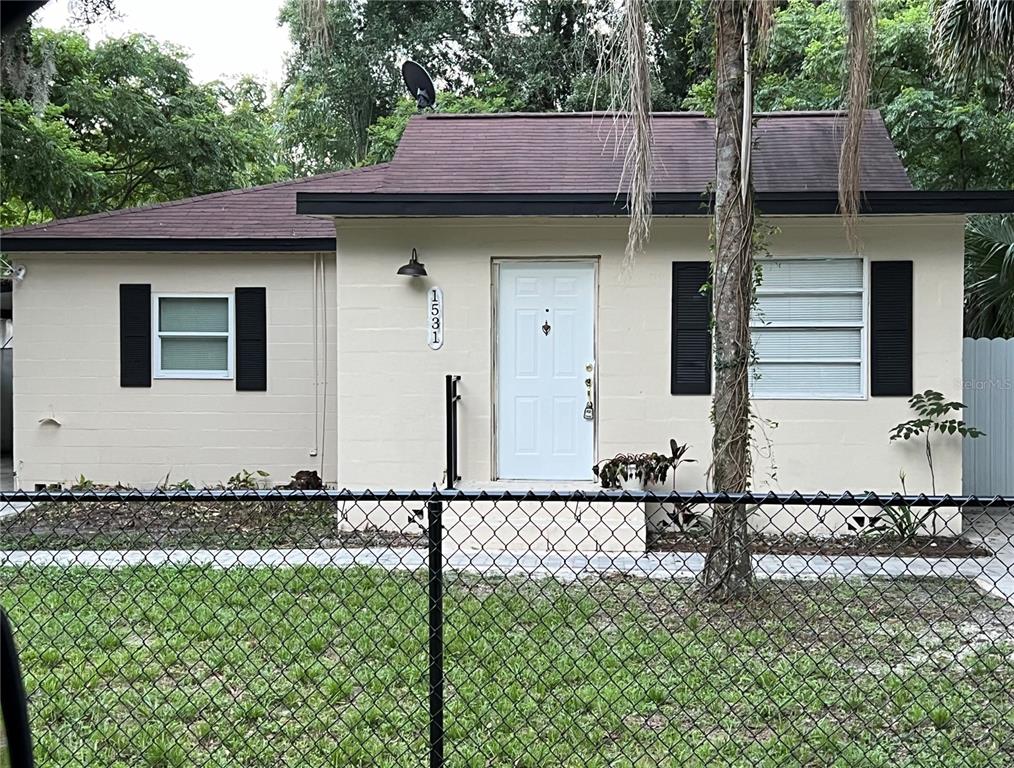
1;500;994;557
0;500;426;550
648;531;993;558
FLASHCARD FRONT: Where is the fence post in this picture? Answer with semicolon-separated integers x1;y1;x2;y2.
427;495;444;768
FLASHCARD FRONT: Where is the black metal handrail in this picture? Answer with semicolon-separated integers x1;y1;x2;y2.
445;374;461;490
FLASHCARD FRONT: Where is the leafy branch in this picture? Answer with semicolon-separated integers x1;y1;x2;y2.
889;390;984;494
593;440;695;490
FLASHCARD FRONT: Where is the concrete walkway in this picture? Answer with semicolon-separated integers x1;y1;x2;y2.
3;544;1013;603
961;509;1014;603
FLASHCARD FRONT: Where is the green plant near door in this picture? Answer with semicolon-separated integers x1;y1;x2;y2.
889;390;984;495
593;440;695;490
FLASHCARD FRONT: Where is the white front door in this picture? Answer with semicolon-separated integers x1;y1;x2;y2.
496;261;595;480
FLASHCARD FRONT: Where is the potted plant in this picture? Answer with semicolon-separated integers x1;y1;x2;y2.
593;440;695;491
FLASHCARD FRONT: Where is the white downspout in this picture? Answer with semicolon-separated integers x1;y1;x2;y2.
331;235;341;486
318;251;327;479
311;253;319;459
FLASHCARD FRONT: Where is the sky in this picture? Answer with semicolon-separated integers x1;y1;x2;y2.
34;0;293;86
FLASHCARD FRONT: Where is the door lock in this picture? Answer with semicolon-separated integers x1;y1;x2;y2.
583;375;595;421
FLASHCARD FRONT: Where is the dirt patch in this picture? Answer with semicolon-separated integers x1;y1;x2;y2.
0;500;425;550
648;531;992;558
622;713;668;732
1;501;994;557
561;576;1012;648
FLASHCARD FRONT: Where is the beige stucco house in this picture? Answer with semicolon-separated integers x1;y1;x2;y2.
3;111;1012;532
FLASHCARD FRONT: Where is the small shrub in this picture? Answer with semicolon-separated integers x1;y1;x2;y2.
224;469;270;490
158;472;196;491
70;474;95;491
890;390;984;495
876;472;940;542
593;439;694;489
878;504;935;543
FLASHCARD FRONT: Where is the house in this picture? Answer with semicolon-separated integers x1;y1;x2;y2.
2;110;1011;545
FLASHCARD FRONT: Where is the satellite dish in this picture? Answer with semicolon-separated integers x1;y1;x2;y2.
402;60;436;110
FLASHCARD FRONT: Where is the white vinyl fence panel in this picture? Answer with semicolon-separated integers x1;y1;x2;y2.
963;338;1014;497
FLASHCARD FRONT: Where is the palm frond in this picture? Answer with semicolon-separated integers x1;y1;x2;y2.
750;0;778;62
965;214;1014;338
838;0;876;251
602;0;654;274
297;0;332;52
932;0;1014;85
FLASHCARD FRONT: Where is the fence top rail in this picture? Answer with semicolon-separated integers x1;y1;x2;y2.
1;488;1012;507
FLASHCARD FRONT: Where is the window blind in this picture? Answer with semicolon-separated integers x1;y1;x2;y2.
751;259;865;398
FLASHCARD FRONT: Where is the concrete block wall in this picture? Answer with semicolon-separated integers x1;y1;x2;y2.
12;252;337;488
334;216;966;498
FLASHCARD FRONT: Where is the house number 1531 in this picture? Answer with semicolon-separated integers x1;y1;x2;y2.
428;287;443;350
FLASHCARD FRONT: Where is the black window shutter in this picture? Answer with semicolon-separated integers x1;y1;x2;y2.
119;284;151;387
235;287;267;391
870;261;913;396
671;262;712;395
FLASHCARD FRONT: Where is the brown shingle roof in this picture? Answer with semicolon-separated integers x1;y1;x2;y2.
3;110;918;247
1;164;388;242
380;110;912;194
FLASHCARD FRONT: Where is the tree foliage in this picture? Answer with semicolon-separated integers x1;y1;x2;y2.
363;90;510;166
965;215;1014;338
278;0;476;175
278;0;662;174
281;0;1013;193
685;0;1014;191
1;29;285;227
931;0;1014;91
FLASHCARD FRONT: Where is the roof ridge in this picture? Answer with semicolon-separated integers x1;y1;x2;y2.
2;164;390;235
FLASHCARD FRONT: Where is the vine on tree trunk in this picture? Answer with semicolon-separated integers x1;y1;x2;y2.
702;0;755;600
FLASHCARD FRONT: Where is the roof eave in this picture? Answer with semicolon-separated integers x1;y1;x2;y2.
296;190;1014;217
0;236;337;253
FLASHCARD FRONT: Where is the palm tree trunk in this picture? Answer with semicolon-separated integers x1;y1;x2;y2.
703;0;754;599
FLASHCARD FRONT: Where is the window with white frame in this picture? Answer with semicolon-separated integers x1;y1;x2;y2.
154;294;233;379
750;258;865;398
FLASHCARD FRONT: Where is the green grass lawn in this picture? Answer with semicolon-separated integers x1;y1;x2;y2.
2;566;1013;767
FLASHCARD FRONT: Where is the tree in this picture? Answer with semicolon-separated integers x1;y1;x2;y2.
706;0;1014;339
278;0;474;174
610;0;873;599
931;0;1014;339
931;0;1014;99
699;0;770;599
965;215;1014;338
614;0;1009;598
686;0;1014;192
478;0;613;111
1;29;285;226
1;0;115;103
281;0;627;172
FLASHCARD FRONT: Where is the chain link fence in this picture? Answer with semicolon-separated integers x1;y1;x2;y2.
2;488;1013;767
